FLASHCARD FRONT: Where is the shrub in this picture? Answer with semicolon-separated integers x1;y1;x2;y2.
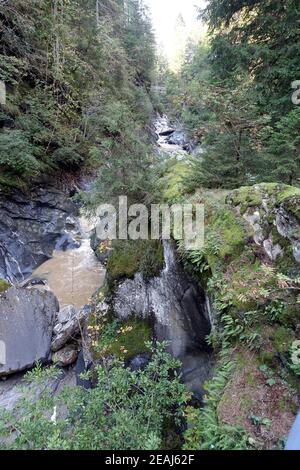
0;129;41;177
0;344;189;450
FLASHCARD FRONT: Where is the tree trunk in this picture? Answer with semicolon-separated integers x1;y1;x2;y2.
96;0;99;28
53;0;60;72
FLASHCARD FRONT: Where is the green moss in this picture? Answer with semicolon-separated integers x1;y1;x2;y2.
0;279;10;293
210;208;246;261
109;319;152;360
91;317;152;361
159;158;190;203
228;186;263;213
107;240;164;282
278;187;300;220
228;183;300;218
277;186;300;204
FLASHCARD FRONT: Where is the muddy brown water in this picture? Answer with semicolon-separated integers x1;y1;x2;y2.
31;216;106;309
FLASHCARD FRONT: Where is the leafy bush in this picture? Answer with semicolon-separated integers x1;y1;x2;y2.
0;129;41;177
0;344;189;450
51;146;84;168
290;341;300;377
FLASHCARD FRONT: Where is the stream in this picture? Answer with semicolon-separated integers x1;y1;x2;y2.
30;215;106;309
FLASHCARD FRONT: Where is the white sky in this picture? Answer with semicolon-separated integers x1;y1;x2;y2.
146;0;207;60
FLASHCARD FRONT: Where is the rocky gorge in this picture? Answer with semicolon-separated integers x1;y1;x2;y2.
0;116;213;411
0;116;300;450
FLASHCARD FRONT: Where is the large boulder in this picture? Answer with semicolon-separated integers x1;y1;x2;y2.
167;130;187;146
0;287;59;377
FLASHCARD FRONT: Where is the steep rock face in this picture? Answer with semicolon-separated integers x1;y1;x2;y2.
113;242;211;358
114;271;211;358
228;183;300;269
111;241;214;399
0;185;78;282
0;287;59;376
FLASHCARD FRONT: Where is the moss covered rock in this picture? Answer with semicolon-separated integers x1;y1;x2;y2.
227;183;300;267
0;279;10;293
107;240;164;282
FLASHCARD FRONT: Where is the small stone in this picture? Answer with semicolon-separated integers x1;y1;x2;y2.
263;239;283;261
52;345;78;367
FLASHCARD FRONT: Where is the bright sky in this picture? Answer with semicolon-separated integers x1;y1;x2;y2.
146;0;207;62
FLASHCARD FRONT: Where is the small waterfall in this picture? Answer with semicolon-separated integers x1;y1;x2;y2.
0;246;24;284
163;240;177;272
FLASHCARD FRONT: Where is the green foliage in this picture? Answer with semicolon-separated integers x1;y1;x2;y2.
157;158;190;203
0;129;42;177
180;204;245;281
289;341;300;377
0;55;27;85
0;0;156;191
0;344;189;450
158;0;300;190
264;301;286;324
262;108;300;186
183;360;250;450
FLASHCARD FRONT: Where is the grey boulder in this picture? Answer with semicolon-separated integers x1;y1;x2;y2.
0;287;59;377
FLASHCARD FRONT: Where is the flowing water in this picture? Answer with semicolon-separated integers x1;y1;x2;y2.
155;115;188;160
30;215;106;309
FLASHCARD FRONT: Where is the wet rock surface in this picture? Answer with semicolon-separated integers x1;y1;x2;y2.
0;185;79;282
0;368;77;411
113;241;214;399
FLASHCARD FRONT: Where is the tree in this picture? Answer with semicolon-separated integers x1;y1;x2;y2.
0;0;157;198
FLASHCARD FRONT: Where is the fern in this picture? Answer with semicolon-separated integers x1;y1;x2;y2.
183;360;251;450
